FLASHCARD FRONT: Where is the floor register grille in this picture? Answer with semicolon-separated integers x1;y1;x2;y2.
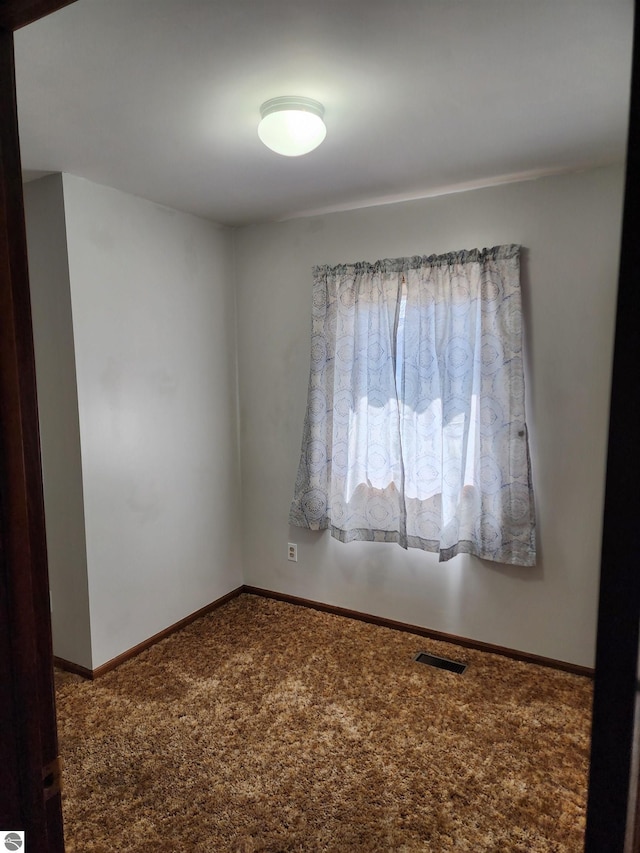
413;651;467;674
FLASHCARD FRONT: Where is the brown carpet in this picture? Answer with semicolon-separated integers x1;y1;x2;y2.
55;593;592;852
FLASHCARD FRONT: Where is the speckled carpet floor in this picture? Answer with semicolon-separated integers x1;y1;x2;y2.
55;593;592;852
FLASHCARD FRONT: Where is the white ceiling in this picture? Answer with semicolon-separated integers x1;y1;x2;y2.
14;0;634;227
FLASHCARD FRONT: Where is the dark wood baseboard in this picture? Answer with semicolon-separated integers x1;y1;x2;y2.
53;657;93;680
54;582;594;680
243;585;595;679
55;586;244;679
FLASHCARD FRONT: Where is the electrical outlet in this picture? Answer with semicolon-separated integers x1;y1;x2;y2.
288;543;298;562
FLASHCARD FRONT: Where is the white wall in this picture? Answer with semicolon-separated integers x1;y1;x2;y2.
235;165;625;668
24;174;93;669
58;175;242;668
26;165;624;671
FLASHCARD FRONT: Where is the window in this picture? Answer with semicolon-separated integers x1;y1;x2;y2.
289;245;536;566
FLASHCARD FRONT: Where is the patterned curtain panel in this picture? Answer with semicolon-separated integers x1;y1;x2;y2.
289;245;536;566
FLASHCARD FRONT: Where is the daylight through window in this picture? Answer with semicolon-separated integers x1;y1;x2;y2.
289;245;536;567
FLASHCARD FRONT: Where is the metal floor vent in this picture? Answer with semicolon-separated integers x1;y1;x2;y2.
413;651;467;675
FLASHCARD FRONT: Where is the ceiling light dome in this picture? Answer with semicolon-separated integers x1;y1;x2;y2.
258;96;326;157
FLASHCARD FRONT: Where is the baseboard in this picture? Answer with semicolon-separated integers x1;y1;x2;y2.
54;582;594;681
55;586;244;680
242;585;595;678
53;657;93;680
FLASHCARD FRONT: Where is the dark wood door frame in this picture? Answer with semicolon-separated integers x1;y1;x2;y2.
585;2;640;849
1;1;639;850
0;2;76;849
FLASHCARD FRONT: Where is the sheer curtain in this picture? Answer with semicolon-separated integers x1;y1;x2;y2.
289;245;536;566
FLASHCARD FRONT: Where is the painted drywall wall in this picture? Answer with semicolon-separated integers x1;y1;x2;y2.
60;175;242;668
24;174;93;669
234;165;625;668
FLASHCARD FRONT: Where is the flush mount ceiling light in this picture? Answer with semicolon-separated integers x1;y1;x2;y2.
258;96;326;157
